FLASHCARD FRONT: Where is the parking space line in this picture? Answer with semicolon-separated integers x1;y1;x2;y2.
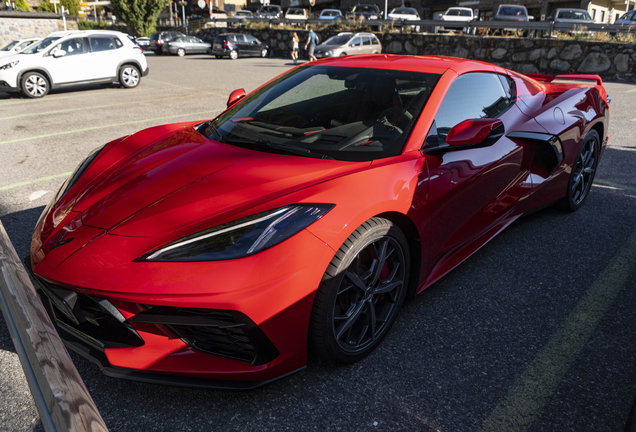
0;87;159;106
0;93;219;120
0;110;220;146
478;227;636;432
0;172;72;192
144;78;201;91
595;179;636;193
625;88;636;93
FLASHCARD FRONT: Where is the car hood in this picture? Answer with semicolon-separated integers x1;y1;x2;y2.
554;18;593;23
441;16;472;21
66;122;368;238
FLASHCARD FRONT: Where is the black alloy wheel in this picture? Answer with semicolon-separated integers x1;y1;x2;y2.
561;129;599;211
310;218;409;363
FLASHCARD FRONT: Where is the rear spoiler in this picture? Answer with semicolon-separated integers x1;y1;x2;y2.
524;73;603;87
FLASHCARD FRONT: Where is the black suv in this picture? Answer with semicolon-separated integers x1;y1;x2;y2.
211;33;269;60
150;31;185;55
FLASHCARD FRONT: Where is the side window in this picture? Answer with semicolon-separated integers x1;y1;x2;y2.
245;35;257;43
350;37;361;47
362;36;372;45
434;73;510;140
89;37;116;52
59;38;87;56
234;35;247;43
114;37;123;48
498;74;516;100
371;36;380;45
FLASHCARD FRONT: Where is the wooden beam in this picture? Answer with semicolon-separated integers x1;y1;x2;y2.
0;221;108;432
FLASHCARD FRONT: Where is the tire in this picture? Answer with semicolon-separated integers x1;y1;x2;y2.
261;48;268;58
339;52;347;56
560;129;600;212
21;72;49;98
215;55;222;59
177;48;185;57
119;65;140;89
309;218;410;364
229;49;238;60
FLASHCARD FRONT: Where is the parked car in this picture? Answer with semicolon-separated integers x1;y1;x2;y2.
314;32;381;58
162;36;211;56
437;7;475;32
318;9;343;21
285;7;308;21
0;38;42;57
231;9;253;27
211;33;268;59
150;31;185;55
387;7;421;31
615;9;636;25
348;4;381;20
0;30;148;98
492;4;532;21
133;36;151;50
256;5;282;19
26;54;609;388
548;8;594;24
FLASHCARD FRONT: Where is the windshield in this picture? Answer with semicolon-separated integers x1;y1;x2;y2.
391;8;416;15
321;10;340;16
1;41;19;51
353;5;378;13
199;66;440;162
324;34;353;45
21;37;60;54
236;11;250;16
260;6;279;12
498;6;526;16
446;8;471;16
288;8;303;14
556;10;591;20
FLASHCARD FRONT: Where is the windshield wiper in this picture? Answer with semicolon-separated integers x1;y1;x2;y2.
225;138;333;159
198;121;224;143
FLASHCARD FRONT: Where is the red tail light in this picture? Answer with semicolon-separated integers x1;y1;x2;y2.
224;40;231;49
133;46;143;54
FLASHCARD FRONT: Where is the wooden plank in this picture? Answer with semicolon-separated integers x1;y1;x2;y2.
0;221;108;432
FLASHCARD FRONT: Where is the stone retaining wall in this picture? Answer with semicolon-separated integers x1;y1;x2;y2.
198;28;636;82
0;13;78;49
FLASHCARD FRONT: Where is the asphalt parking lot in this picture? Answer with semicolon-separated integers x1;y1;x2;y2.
1;54;636;432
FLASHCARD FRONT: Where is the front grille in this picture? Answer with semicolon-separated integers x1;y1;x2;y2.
132;306;280;366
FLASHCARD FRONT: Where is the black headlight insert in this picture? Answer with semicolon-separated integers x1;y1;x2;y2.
140;204;334;262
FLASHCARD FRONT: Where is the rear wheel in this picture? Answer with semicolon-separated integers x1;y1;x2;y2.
229;49;238;60
561;129;599;211
309;218;409;364
119;65;140;89
177;48;185;57
21;72;49;98
261;48;268;58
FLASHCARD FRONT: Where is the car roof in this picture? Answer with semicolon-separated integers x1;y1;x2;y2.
447;7;473;11
322;8;341;12
313;54;493;76
48;30;127;37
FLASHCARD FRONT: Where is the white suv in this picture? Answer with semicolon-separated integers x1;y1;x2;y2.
0;30;148;98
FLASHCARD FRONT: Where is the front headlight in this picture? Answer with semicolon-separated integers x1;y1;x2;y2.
0;60;19;70
369;15;378;19
140;204;334;262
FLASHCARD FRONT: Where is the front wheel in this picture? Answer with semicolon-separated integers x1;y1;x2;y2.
261;48;268;58
309;218;410;364
119;65;140;89
21;72;49;98
229;49;238;60
561;129;599;212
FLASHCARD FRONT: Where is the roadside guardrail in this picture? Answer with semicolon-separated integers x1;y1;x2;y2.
204;17;636;38
0;221;108;432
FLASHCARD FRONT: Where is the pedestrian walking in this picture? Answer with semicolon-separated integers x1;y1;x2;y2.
304;26;318;62
291;32;299;65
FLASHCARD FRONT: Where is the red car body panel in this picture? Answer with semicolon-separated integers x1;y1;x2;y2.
28;55;609;387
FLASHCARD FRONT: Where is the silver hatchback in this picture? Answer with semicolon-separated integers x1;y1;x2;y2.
314;32;382;58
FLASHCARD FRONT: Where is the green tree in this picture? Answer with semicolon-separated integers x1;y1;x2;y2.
109;0;170;37
38;0;80;16
15;0;31;12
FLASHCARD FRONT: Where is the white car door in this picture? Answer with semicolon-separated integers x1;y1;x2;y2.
86;36;123;80
45;37;91;84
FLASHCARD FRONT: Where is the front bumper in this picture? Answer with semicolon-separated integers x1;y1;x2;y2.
0;80;20;93
29;216;335;386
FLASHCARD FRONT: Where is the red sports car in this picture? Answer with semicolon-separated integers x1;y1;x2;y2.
27;55;609;389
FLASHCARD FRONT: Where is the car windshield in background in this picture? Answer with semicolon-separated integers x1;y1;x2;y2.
324;35;353;45
1;41;19;51
261;6;279;12
353;5;378;12
288;8;303;14
498;6;526;16
322;10;340;16
21;37;60;54
391;8;417;15
200;66;440;162
446;9;471;16
556;10;591;19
